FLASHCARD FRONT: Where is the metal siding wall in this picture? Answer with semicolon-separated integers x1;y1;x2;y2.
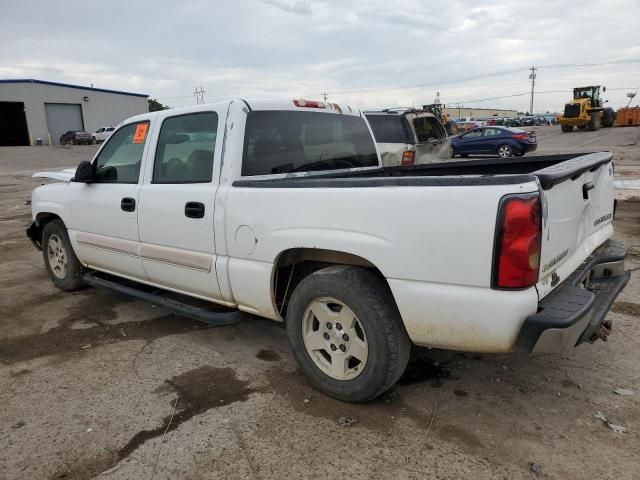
0;82;148;145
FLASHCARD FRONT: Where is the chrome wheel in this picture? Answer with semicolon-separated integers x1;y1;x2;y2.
47;234;68;279
498;145;513;158
302;297;368;380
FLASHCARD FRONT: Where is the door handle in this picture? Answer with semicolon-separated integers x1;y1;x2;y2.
582;182;595;200
121;197;136;212
185;201;205;219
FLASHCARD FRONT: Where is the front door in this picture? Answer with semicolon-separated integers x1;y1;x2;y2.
458;128;483;154
137;110;223;301
67;120;152;280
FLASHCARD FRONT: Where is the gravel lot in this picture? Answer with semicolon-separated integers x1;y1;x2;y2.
1;126;639;480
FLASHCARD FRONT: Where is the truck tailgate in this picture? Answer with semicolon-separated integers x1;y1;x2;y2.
535;152;615;299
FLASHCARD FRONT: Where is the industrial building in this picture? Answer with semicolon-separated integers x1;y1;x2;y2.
443;106;519;120
0;79;149;146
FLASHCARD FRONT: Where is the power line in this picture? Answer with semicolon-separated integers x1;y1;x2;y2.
537;58;640;69
449;86;636;107
322;67;526;95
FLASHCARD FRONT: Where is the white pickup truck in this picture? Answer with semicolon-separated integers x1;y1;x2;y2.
27;98;629;402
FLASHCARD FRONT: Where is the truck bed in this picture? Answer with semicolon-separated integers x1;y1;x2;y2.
234;152;612;191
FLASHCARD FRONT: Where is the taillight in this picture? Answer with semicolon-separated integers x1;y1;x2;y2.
401;150;415;166
492;193;542;289
293;99;326;108
511;133;529;141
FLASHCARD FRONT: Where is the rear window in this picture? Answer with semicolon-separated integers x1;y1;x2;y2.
365;114;414;144
242;111;379;176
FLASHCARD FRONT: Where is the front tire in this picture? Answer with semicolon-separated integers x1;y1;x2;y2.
286;266;411;403
497;144;513;158
42;220;86;291
588;113;600;131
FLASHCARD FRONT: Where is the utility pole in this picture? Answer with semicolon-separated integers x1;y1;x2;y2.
320;92;328;103
194;86;206;104
529;66;537;115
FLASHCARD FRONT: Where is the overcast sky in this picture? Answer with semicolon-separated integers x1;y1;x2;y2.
1;0;639;113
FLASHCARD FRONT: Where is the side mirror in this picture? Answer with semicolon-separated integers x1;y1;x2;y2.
603;86;606;92
73;160;94;183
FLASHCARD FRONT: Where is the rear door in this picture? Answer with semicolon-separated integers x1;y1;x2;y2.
535;155;615;298
481;127;503;153
137;108;225;301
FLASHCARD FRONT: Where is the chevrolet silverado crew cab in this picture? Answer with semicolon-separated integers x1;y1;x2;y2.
27;98;629;402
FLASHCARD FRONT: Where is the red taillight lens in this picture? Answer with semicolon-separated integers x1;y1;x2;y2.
293;99;326;108
511;133;529;140
493;194;542;288
401;150;415;166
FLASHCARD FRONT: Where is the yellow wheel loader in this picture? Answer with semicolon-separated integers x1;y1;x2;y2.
558;86;615;132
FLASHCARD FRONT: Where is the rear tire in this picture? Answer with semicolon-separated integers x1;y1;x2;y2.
497;144;513;158
42;220;86;291
561;124;574;132
285;265;411;403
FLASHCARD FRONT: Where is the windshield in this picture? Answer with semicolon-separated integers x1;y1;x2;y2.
574;87;595;99
242;111;379;176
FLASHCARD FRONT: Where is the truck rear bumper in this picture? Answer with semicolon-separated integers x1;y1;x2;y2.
516;239;630;353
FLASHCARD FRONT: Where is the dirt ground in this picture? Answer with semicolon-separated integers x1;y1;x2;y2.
1;127;639;480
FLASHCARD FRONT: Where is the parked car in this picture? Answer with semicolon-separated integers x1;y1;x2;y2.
450;126;537;158
504;117;522;128
454;121;481;133
59;130;93;145
364;108;449;166
28;98;628;402
519;116;535;127
92;126;115;143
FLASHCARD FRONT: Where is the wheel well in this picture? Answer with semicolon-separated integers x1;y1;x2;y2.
272;248;388;318
35;213;63;238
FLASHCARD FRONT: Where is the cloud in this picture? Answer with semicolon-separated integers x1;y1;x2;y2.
0;0;638;113
263;0;312;15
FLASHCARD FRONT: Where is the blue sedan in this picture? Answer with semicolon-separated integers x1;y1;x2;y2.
450;126;537;158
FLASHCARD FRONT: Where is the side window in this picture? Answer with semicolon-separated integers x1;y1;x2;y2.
94;122;149;183
483;128;501;136
463;129;482;138
153;112;218;184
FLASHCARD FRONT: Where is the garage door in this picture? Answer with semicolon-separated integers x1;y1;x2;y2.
45;103;84;144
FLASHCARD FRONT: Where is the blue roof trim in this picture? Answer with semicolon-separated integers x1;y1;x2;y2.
0;79;149;98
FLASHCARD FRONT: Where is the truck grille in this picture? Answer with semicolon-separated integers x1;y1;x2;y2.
564;103;581;118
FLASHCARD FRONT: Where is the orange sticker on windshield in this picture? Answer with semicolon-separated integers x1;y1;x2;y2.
133;123;148;144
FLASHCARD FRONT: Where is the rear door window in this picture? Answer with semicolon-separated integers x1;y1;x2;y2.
242;111;379;176
462;129;483;138
365;115;414;144
483;128;502;136
153;112;218;183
